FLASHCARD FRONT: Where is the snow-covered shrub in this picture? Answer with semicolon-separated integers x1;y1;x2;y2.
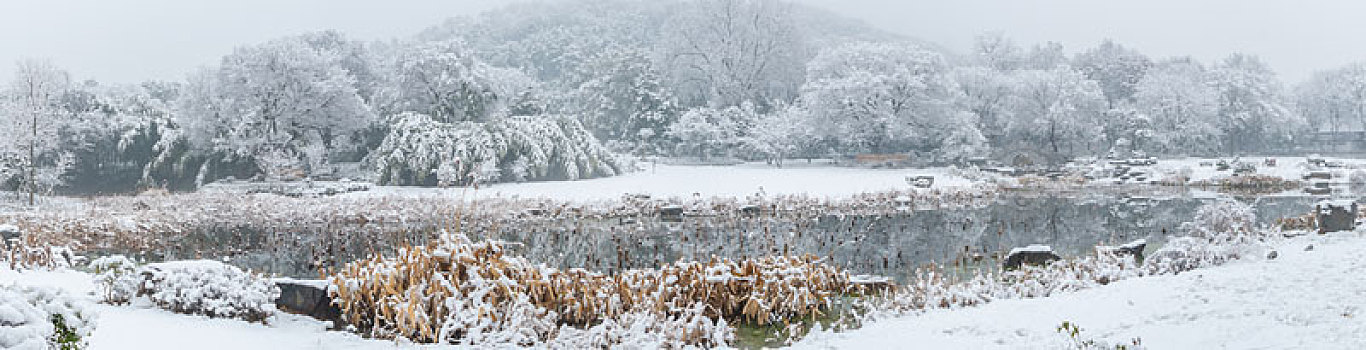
1056;321;1145;350
3;240;81;271
549;303;732;349
126;260;278;322
1350;170;1366;185
1141;236;1254;275
88;255;139;305
1145;200;1271;274
0;286;97;350
368;113;625;186
1192;174;1299;193
1180;199;1259;242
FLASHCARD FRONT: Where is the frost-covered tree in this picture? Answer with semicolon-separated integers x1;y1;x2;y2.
973;32;1025;72
559;46;679;155
954;66;1018;148
1024;41;1069;70
1007;68;1107;163
747;107;801;166
799;42;983;161
1296;63;1366;135
660;0;805;110
181;32;377;179
368;113;623;186
49;81;180;194
380;40;535;123
2;60;73;204
1210;54;1302;154
1134;58;1223;156
1073;40;1153;108
667;105;755;160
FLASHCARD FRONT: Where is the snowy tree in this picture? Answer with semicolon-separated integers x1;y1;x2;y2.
42;80;181;194
1073;40;1153;108
1134;58;1223;156
1007;68;1107;163
954;66;1018;148
667;105;754;160
745;105;830;166
181;32;377;179
1296;63;1366;135
559;46;679;155
1210;54;1303;154
380;40;535;123
368;113;622;186
1024;41;1069;70
660;0;805;110
973;32;1025;72
2;60;73;204
799;42;984;162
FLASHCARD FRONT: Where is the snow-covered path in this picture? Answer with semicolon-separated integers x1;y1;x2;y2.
796;231;1366;349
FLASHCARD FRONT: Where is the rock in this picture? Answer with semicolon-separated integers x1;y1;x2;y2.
659;205;685;222
275;279;342;328
1304;244;1314;252
739;204;762;216
1303;171;1333;180
1003;244;1061;270
1266;250;1279;260
1097;239;1147;262
0;224;20;243
849;274;892;293
907;175;935;188
1316;200;1358;234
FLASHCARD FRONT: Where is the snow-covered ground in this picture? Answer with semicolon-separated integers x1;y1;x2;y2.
0;268;415;350
7;230;1362;349
343;162;979;202
795;230;1366;349
1117;156;1363;185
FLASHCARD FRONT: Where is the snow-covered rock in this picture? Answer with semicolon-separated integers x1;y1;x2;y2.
1003;244;1061;269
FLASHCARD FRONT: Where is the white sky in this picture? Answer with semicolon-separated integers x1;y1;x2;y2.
2;0;1363;84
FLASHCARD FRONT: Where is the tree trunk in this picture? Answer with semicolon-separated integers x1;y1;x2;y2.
29;109;36;206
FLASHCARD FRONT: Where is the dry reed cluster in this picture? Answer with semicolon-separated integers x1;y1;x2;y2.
328;232;860;346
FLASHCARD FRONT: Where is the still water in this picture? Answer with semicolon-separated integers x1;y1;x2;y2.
171;189;1335;281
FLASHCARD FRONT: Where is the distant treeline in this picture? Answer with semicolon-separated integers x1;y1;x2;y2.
1;0;1360;195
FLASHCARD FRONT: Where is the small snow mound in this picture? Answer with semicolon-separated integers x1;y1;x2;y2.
1009;244;1054;255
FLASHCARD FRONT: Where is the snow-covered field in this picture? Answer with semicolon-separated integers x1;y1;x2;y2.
796;230;1366;349
344;162;979;201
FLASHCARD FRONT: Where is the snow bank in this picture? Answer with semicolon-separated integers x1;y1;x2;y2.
0;286;97;350
796;231;1366;349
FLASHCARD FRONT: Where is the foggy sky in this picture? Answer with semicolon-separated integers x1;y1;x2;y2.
2;0;1363;84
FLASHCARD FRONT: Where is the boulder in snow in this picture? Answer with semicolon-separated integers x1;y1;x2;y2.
1303;170;1333;180
1097;239;1147;262
739;204;762;216
1316;200;1358;234
275;279;343;328
1002;244;1060;270
659;205;684;221
907;175;935;188
1;224;19;249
